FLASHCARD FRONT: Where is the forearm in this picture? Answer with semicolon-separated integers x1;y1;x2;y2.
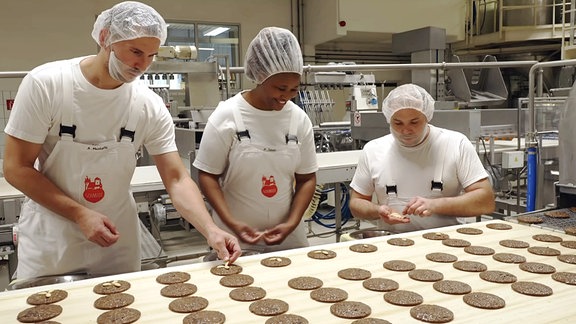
432;183;495;217
285;174;316;228
349;194;381;221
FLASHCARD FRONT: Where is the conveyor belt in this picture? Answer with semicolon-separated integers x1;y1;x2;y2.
505;207;576;233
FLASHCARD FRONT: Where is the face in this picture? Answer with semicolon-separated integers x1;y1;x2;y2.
107;37;160;82
254;73;301;111
389;108;429;147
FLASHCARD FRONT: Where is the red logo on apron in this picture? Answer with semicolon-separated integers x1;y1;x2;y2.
83;176;105;203
261;175;278;198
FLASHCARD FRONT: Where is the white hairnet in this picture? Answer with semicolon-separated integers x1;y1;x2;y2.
244;27;303;84
382;84;435;123
91;1;167;47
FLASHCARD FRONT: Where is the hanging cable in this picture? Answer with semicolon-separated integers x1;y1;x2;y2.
310;183;352;229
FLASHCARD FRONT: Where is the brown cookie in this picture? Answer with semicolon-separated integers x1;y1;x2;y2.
426;252;458;263
565;226;576;236
183;310;226;324
352;319;392;324
486;223;513;230
26;289;68;305
338;268;372;281
408;269;444;282
349;243;378;253
229;286;266;301
307;249;337;260
93;293;135;310
456;227;483;235
544;211;570;218
533;234;563;243
517;215;543;224
168;296;209;313
432;280;471;295
261;256;291;267
210;263;243;276
442;238;471;248
362;278;399;292
479;270;517;284
160;283;198;298
383;290;423;306
453;260;487;272
387;237;414;246
511;281;553;296
219;274;255;288
558;254;576;264
96;307;140;324
249;298;289;316
310;287;348;303
422;232;449;240
288;276;323;290
410;304;454;323
463;292;505;309
560;241;576;249
17;304;62;323
266;314;309;324
492;252;526;264
500;239;530;248
93;280;131;295
156;271;191;284
383;260;416;271
527;246;561;256
519;262;556;274
464;245;495;256
551;272;576;285
330;301;371;319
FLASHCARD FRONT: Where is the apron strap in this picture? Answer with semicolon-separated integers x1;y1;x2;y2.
59;62;76;141
431;131;448;192
232;105;250;141
285;108;299;144
120;86;141;143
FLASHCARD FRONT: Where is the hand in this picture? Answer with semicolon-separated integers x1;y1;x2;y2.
75;210;120;247
206;229;242;264
377;205;411;225
261;223;292;245
232;222;264;244
404;196;435;217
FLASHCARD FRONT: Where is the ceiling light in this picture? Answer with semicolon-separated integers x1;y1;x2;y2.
198;48;215;51
204;27;230;37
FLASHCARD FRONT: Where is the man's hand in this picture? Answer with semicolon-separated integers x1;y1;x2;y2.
261;223;292;245
206;230;242;264
377;205;411;224
404;196;435;217
75;211;119;247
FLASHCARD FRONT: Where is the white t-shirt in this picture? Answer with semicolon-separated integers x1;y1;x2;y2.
350;124;488;232
5;56;176;169
193;91;318;176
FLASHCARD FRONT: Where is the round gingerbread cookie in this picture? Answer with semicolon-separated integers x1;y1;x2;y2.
26;289;68;305
442;238;471;248
527;246;561;256
210;263;243;276
492;252;526;264
533;234;563;243
410;304;454;323
551;272;576;285
261;256;291;267
288;276;323;290
511;281;553;296
352;318;392;324
362;278;399;292
168;296;209;313
160;283;198;298
383;260;416;271
453;260;487;272
349;243;378;253
93;280;131;295
156;271;191;284
383;290;423;306
338;268;372;281
426;252;458;263
463;292;505;309
183;310;226;324
486;223;513;230
519;262;556;274
307;249;337;260
422;232;449;240
456;227;483;235
330;301;371;319
544;210;570;218
387;237;414;246
464;246;495;256
560;241;576;249
433;280;471;295
94;293;135;310
310;287;348;303
220;274;255;288
408;269;443;282
517;215;543;224
565;226;576;236
249;298;289;316
17;304;62;323
558;254;576;264
479;270;517;284
96;307;140;324
229;286;266;302
266;314;309;324
499;239;530;248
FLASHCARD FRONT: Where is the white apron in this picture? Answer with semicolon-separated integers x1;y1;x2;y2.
213;106;309;252
16;67;141;279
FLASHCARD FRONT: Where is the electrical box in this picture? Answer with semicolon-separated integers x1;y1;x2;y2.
502;151;524;169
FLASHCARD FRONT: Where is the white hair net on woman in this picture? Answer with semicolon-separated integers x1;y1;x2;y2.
244;27;303;84
382;84;435;123
91;1;167;47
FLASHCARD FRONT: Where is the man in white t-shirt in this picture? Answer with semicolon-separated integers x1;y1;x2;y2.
349;84;495;233
3;1;240;280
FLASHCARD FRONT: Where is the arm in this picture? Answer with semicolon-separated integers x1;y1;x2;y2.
197;170;263;244
3;135;120;247
349;189;411;224
153;152;241;262
404;178;495;217
263;172;316;245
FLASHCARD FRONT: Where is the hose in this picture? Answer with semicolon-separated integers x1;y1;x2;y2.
309;183;352;229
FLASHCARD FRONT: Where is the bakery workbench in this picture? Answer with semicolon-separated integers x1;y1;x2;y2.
1;220;575;323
